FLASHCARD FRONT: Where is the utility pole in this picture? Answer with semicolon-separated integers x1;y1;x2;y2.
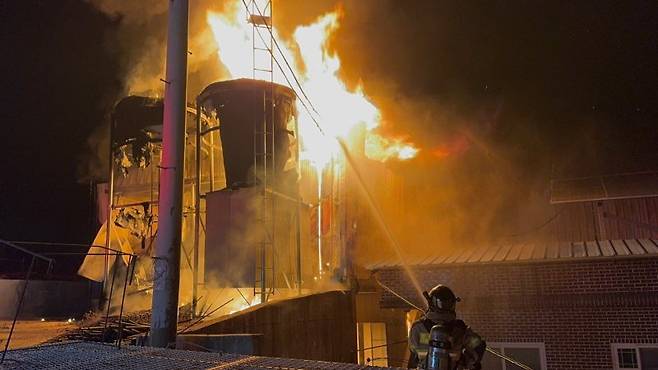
150;0;188;348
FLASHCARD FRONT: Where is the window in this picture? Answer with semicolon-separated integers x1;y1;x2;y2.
357;322;388;367
481;343;547;370
612;344;658;370
618;348;639;368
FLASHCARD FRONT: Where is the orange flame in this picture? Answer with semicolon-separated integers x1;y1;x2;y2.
206;2;417;167
366;135;419;161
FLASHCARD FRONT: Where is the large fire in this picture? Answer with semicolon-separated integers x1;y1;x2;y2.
206;1;418;169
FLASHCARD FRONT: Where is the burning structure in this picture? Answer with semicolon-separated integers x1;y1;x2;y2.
198;78;300;301
64;0;417;362
77;0;417;319
78;75;362;296
77;74;388;312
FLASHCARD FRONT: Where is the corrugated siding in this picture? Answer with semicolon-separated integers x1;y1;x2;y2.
549;197;658;241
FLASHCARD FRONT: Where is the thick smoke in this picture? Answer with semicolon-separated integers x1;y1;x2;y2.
79;0;231;181
87;0;230;98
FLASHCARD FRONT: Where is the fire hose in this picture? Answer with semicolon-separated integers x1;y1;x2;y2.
372;274;534;370
483;348;533;370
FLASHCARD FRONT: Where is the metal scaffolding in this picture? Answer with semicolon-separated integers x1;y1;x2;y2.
249;0;276;303
192;102;219;317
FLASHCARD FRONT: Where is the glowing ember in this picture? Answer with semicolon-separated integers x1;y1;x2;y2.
206;1;418;168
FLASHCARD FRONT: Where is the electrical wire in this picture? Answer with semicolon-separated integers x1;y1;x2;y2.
499;208;563;239
245;0;321;116
355;339;408;353
238;0;326;137
371;273;427;312
486;348;534;370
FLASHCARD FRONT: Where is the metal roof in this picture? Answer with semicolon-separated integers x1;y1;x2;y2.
364;239;658;270
2;341;397;370
550;171;658;203
198;78;296;103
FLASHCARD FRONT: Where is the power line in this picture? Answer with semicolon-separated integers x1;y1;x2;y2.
238;0;326;136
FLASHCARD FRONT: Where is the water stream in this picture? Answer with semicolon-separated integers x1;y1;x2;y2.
337;138;426;306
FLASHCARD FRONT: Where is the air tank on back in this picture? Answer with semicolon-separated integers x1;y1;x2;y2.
198;78;298;190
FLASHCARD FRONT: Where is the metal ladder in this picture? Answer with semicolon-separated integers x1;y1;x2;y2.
249;0;275;304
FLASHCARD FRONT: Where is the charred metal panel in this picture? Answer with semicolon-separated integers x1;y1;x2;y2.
112;96;164;145
198;79;297;189
204;188;259;286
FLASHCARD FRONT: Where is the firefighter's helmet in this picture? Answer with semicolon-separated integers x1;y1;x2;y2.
425;285;461;312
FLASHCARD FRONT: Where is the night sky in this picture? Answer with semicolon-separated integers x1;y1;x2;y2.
1;1;122;244
1;0;656;244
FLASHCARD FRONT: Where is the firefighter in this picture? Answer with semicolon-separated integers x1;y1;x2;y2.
408;285;486;369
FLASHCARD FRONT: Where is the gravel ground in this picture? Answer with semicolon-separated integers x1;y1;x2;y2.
0;320;76;350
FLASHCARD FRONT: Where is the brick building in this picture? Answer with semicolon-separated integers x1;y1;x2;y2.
364;172;658;369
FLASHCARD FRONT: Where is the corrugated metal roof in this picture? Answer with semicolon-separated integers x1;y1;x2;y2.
550;171;658;203
2;341;398;370
364;239;658;270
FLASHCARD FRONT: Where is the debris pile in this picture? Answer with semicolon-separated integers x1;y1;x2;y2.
48;303;194;345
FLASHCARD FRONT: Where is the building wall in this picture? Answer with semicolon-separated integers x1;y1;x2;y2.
190;290;358;363
376;257;658;370
356;291;409;368
0;279;101;319
549;197;658;241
